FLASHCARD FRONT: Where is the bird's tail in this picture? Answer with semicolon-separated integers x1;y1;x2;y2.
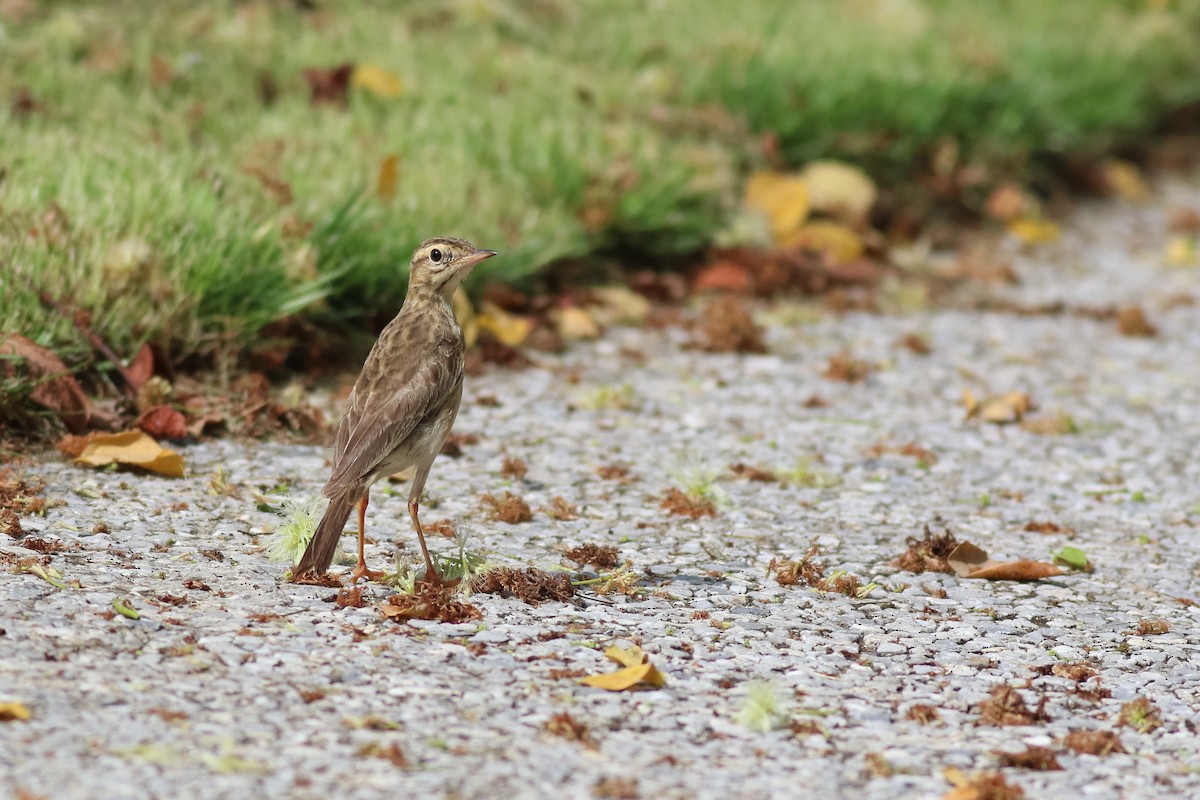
294;493;356;577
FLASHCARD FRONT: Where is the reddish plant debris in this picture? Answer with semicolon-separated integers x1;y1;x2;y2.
1116;306;1158;337
156;594;188;607
199;549;224;562
1118;697;1163;733
147;708;189;723
302;62;353;107
425;518;458;539
543;711;596;749
297;688;326;704
562;543;620;570
0;333;93;434
905;704;942;725
180;580;211;595
993;745;1062;771
20;538;71;553
659;488;716;519
473;567;575;605
822;350;873;383
867;441;937;465
92;522;110;534
136;405;188;440
729;462;777;482
804;394;829;408
547;667;588;680
1062;729;1126;756
357;741;410;769
897;332;932;355
1023;521;1063;534
977;684;1050;727
500;455;528;480
893;526;959;574
480;491;533;524
593;776;639;800
380;583;481;623
943;770;1025;800
947;541;1064;581
289;572;343;588
544;496;578;521
693;260;753;294
597;464;633;482
1030;662;1098;682
1167;206;1200;233
691;296;766;354
440;432;479;458
768;544;825;587
335;586;367;608
1134;619;1170;635
789;719;828;737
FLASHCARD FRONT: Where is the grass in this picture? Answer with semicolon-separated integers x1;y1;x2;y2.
2;0;1199;370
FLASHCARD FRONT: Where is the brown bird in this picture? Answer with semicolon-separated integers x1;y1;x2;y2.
294;238;496;583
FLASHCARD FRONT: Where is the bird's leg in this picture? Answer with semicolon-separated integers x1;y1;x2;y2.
408;498;442;585
350;494;384;583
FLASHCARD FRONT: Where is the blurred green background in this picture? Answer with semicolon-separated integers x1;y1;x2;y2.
2;0;1199;367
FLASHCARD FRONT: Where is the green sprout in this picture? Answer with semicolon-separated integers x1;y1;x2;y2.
734;682;791;733
267;495;326;565
669;460;730;508
779;457;841;489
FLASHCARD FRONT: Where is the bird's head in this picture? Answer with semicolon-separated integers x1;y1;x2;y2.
407;237;497;299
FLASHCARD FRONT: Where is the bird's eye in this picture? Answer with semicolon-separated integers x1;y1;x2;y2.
429;248;443;263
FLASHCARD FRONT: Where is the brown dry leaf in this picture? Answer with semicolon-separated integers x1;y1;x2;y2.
799;159;876;223
1008;218;1060;245
744;170;810;242
0;701;32;722
562;543;620;570
303;62;354;106
993;745;1062;771
977;684;1050;726
1116;306;1158;337
136;406;187;441
780;221;865;264
75;430;185;478
125;343;155;389
1021;411;1077;436
581;645;667;691
693;260;753;293
984;182;1030;221
587;286;651;327
692;296;766;354
545;496;578;521
1062;729;1126;756
947;541;1063;581
660;488;716;519
894;526;959;574
380;583;481;623
823;351;872;383
472;567;574;605
964;389;1031;424
477;302;533;348
479;491;533;524
942;768;1024;800
0;333;92;433
729;463;777;482
553;306;601;340
1101;159;1149;203
376;154;399;199
352;64;403;98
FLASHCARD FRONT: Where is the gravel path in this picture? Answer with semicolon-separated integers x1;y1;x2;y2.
3;176;1199;800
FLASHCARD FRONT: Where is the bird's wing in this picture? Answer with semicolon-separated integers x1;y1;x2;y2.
324;329;462;493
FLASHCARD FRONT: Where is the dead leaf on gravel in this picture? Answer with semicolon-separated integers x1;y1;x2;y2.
480;491;533;523
906;704;942;725
136;405;187;440
942;768;1024;800
1133;619;1169;636
0;467;47;537
357;741;409;769
947;541;1063;581
893;525;959;574
993;746;1062;771
0;701;32;722
1062;729;1126;756
1116;306;1158;337
977;684;1050;726
799;159;876;223
963;389;1031;424
898;332;932;355
380;583;481;623
544;496;578;521
693;260;753;294
1117;697;1162;734
552;307;601;340
1020;410;1077;436
0;333;92;433
729;462;777;482
472;566;574;605
659;488;715;518
1100;159;1149;203
335;586;366;608
544;711;596;749
562;543;619;570
75;430;184;478
691;296;766;354
823;351;872;383
581;645;667;691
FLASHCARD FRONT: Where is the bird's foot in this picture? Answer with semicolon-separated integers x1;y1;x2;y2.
350;562;386;584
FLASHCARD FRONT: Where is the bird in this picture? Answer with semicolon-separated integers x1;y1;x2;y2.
294;237;497;584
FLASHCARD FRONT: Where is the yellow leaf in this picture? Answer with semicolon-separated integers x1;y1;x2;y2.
964;390;1030;424
603;644;646;668
1008;218;1059;245
588;285;650;326
1164;235;1197;267
376;154;399;199
581;663;658;691
800;160;877;222
452;288;478;348
1102;158;1149;203
477;302;532;347
75;430;185;478
553;307;601;340
352;64;403;98
745;171;810;243
780;220;864;263
0;701;32;722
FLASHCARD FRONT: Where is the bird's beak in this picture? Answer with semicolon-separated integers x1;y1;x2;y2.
458;249;498;270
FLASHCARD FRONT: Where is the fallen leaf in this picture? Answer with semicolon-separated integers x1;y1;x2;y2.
0;333;92;433
1101;159;1149;203
352;64;403;98
744;170;810;243
1062;729;1125;756
1163;235;1197;267
964;389;1031;424
947;541;1064;581
553;307;601;340
136;406;188;440
587;286;651;326
303;63;354;107
942;768;1025;800
693;260;752;293
1116;306;1157;337
125;343;155;389
780;220;865;263
1052;546;1091;572
692;296;766;354
75;430;185;478
0;701;32;722
376;154;399;199
477;302;533;347
984;182;1029;221
581;645;666;691
1008;218;1060;245
800;159;877;223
